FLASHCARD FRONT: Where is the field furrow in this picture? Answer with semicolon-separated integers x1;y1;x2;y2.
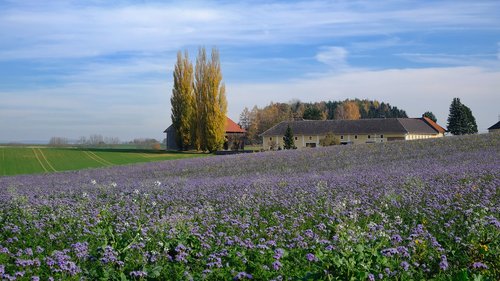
31;148;49;173
36;148;57;172
83;151;111;166
87;151;114;165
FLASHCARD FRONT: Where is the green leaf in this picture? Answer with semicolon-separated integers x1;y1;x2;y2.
473;274;483;281
148;266;164;278
456;269;469;281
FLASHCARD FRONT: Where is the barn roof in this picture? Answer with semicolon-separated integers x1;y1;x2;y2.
488;121;500;130
260;118;444;137
225;117;246;133
421;116;447;133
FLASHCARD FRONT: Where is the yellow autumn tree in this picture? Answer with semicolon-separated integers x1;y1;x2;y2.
334;100;361;120
170;50;194;150
193;47;227;152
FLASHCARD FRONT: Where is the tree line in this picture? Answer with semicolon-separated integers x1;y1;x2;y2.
239;99;408;144
48;135;162;149
171;47;227;152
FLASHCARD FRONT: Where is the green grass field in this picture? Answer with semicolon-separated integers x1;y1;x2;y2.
0;146;206;176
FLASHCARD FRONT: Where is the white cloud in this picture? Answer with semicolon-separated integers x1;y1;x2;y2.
316;46;348;68
1;1;499;60
399;53;500;68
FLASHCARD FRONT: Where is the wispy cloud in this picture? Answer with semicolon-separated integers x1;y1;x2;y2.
398;53;500;69
316;46;349;68
1;1;499;60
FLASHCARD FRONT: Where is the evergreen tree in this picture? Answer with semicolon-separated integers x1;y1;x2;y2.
303;106;322;120
283;124;295;149
170;50;194;150
447;98;477;135
423;111;437;122
447;98;466;135
462;105;478;134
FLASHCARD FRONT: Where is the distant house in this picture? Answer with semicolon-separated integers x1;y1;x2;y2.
164;116;246;151
488;121;500;133
260;117;446;150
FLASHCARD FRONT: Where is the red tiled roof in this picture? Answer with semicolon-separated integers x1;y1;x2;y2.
225;117;246;133
421;117;446;133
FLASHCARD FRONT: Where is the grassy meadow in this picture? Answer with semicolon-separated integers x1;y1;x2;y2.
0;146;207;176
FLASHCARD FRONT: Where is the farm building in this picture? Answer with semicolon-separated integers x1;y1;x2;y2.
261;117;445;150
487;121;500;133
164;116;246;151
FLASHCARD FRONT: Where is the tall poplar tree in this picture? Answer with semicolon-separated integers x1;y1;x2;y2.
170;50;194;150
194;47;227;152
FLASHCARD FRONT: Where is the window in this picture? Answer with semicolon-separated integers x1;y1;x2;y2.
368;135;371;139
294;137;298;140
354;135;358;139
380;135;383;138
309;136;313;140
283;137;285;140
269;137;272;141
340;135;344;140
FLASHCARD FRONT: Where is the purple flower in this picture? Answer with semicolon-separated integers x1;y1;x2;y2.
130;270;148;278
234;272;253;280
100;246;119;264
391;234;402;244
381;248;398;257
175;251;188;263
439;255;448;271
272;260;282;270
368;273;375;281
273;248;285;260
306;253;318;262
400;261;410;271
71;242;89;259
471;262;488;269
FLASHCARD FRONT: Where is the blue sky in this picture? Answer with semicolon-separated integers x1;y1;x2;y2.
1;0;499;142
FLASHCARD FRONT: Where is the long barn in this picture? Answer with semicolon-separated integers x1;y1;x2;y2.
260;117;445;150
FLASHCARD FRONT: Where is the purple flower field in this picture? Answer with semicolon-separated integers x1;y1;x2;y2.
1;134;499;280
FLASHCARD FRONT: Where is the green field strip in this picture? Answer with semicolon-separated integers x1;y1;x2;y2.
87;151;114;165
91;151;147;165
83;151;111;166
1;149;5;176
36;148;57;172
42;149;105;171
2;148;46;175
32;148;49;173
0;147;208;176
